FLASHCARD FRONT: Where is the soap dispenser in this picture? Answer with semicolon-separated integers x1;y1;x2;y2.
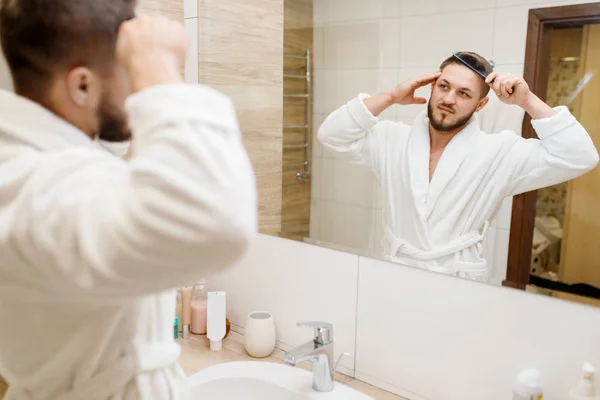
512;368;544;400
569;363;600;400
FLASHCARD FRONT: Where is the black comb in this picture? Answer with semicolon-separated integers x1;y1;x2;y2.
453;52;496;84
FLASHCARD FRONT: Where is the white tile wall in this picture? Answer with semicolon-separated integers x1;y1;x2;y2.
322;23;381;69
319;157;336;201
492;6;531;65
398;116;418;125
309;198;321;238
494;64;525;77
380;19;402;68
400;0;496;16
319;200;342;244
355;255;600;400
312;0;327;27
184;0;198;19
482;225;498;280
183;0;199;85
310;200;376;252
312;69;327;114
184;18;199;84
494;228;512;284
378;69;399;94
311;156;322;199
552;0;600;5
208;234;359;375
495;0;595;7
313;26;326;69
315;0;384;25
343;204;377;250
378;69;400;121
399;10;495;68
312;113;326;158
496;0;553;7
333;160;378;208
314;68;380;114
211;233;600;399
381;0;403;18
370;209;385;259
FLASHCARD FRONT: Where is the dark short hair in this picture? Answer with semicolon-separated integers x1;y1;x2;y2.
439;51;493;98
0;0;135;97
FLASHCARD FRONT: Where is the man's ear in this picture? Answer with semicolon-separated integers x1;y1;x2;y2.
476;96;489;112
65;67;101;108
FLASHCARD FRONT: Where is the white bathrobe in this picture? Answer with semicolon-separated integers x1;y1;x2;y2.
0;84;257;399
318;94;598;282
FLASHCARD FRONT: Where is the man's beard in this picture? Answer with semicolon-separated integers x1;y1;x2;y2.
97;95;131;143
427;101;473;132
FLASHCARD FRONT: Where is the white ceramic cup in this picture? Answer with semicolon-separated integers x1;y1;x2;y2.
244;311;276;358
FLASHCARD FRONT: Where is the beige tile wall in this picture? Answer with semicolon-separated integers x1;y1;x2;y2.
137;0;184;19
197;0;284;234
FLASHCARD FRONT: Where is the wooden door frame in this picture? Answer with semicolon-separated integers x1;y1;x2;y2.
504;2;600;290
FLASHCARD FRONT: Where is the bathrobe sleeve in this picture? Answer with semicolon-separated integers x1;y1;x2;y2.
8;84;257;299
502;106;599;196
317;94;406;173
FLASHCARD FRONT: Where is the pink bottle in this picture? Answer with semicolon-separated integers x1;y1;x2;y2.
190;280;208;335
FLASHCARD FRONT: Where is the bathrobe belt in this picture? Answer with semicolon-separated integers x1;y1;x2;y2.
49;341;181;400
384;221;490;274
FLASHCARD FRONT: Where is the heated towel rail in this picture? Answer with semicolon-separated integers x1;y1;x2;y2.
283;49;312;182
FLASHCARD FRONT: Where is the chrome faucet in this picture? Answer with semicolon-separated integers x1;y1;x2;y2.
283;321;338;392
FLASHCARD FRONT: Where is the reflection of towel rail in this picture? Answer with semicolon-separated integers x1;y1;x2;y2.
284;54;307;60
283;161;308;168
283;143;308;149
282;49;312;182
284;74;308;79
283;125;308;129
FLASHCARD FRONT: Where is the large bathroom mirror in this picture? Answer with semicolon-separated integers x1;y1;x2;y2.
276;0;600;308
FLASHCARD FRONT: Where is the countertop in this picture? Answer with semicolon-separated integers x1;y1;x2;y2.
178;331;407;400
0;333;406;400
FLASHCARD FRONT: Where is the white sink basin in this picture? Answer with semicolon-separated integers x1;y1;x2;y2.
188;361;373;399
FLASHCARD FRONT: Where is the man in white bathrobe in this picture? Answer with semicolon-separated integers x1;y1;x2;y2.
0;1;256;399
318;51;598;283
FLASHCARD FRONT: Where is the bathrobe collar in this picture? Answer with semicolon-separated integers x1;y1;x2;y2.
408;110;481;219
0;89;99;151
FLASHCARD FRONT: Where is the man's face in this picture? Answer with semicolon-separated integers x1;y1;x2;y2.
427;63;488;132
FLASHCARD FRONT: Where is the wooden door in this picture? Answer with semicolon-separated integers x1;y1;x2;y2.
560;24;600;286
